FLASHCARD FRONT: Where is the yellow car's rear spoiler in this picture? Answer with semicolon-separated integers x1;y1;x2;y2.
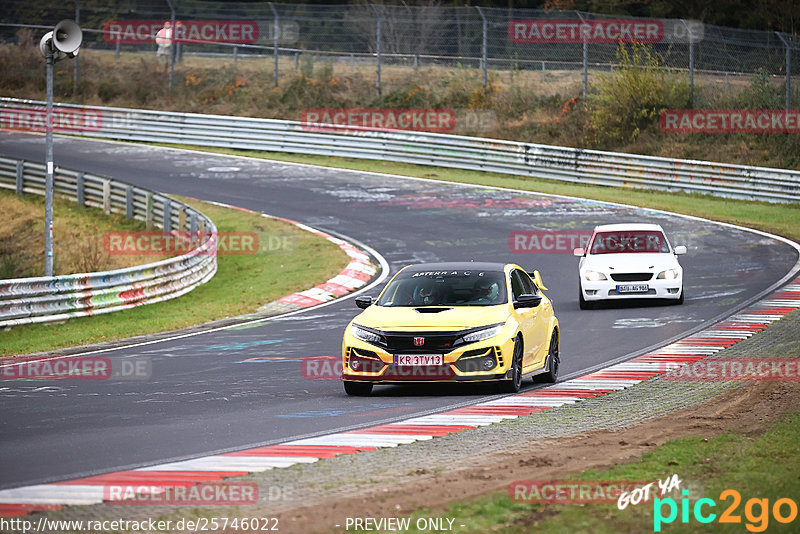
530;270;548;291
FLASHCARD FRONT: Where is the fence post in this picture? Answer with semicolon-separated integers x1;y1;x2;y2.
15;161;23;195
115;40;120;59
370;4;382;95
190;211;198;244
269;2;280;87
233;46;238;63
102;179;111;215
166;0;176;93
476;7;488;89
541;61;546;82
76;172;84;206
125;185;133;218
775;32;792;112
163;199;172;232
682;20;695;106
73;0;80;94
576;11;588;97
145;192;153;230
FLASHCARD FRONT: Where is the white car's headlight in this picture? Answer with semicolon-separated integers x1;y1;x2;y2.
657;269;679;280
351;325;381;344
461;324;504;344
584;270;607;281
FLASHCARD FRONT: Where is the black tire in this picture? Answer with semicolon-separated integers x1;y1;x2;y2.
535;328;560;383
579;284;593;310
500;336;523;393
675;285;685;305
343;381;373;396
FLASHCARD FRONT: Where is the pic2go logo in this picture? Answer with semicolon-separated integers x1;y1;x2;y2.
654;489;799;532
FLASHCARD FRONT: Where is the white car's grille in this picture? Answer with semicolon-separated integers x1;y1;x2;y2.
610;273;653;282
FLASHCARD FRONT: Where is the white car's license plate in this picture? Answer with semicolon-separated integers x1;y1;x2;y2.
394;354;444;366
617;284;649;293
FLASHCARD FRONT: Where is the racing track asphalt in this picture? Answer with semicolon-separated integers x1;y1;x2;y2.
0;133;797;490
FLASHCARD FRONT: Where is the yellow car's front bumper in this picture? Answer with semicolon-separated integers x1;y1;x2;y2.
341;330;517;383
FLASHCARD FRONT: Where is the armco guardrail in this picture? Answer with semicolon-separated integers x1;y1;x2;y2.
1;98;799;202
0;156;217;328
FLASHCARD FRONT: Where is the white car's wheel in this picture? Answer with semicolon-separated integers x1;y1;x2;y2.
675;285;685;305
579;282;594;310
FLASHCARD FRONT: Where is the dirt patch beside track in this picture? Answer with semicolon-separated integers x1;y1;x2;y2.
274;380;800;533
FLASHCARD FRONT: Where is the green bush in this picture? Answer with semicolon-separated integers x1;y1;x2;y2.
737;68;784;109
97;80;121;103
587;43;689;146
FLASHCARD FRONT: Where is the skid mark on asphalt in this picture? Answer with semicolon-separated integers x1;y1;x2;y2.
276;402;415;419
199;339;288;352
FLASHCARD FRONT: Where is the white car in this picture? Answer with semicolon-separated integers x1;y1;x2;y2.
573;223;686;309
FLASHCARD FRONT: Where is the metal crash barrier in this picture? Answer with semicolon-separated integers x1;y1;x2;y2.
1;98;798;203
0;156;217;327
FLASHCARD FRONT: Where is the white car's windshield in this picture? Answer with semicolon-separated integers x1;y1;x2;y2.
377;270;508;307
589;230;670;254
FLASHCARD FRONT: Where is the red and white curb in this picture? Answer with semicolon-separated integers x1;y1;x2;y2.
2;276;798;517
271;219;376;308
195;201;378;309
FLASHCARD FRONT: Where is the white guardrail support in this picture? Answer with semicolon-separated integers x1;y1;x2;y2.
1;98;798;203
0;156;217;328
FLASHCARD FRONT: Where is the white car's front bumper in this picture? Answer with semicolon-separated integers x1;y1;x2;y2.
580;278;682;301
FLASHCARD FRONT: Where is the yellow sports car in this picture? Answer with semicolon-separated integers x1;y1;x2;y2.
341;262;560;396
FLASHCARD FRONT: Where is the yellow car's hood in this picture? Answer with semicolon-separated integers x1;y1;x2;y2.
353;304;509;331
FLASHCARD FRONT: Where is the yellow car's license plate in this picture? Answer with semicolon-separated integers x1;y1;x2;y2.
394;354;444;366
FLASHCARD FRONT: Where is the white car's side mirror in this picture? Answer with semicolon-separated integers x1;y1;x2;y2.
674;245;687;255
573;247;585;257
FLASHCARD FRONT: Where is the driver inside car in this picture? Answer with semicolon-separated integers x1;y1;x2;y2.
413;281;440;306
473;278;500;304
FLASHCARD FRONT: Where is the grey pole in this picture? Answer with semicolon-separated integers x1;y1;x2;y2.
73;0;80;95
775;32;792;112
269;2;279;87
166;0;176;93
681;20;694;106
576;11;588;97
45;51;55;276
476;7;487;88
370;4;381;94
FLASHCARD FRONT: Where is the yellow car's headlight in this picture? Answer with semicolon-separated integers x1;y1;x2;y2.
460;324;504;345
351;325;381;344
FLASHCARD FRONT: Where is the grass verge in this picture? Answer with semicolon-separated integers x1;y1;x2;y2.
0;196;349;356
0;189;169;278
159;144;800;243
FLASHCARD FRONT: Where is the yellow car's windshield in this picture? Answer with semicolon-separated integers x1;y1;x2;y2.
377;270;507;307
